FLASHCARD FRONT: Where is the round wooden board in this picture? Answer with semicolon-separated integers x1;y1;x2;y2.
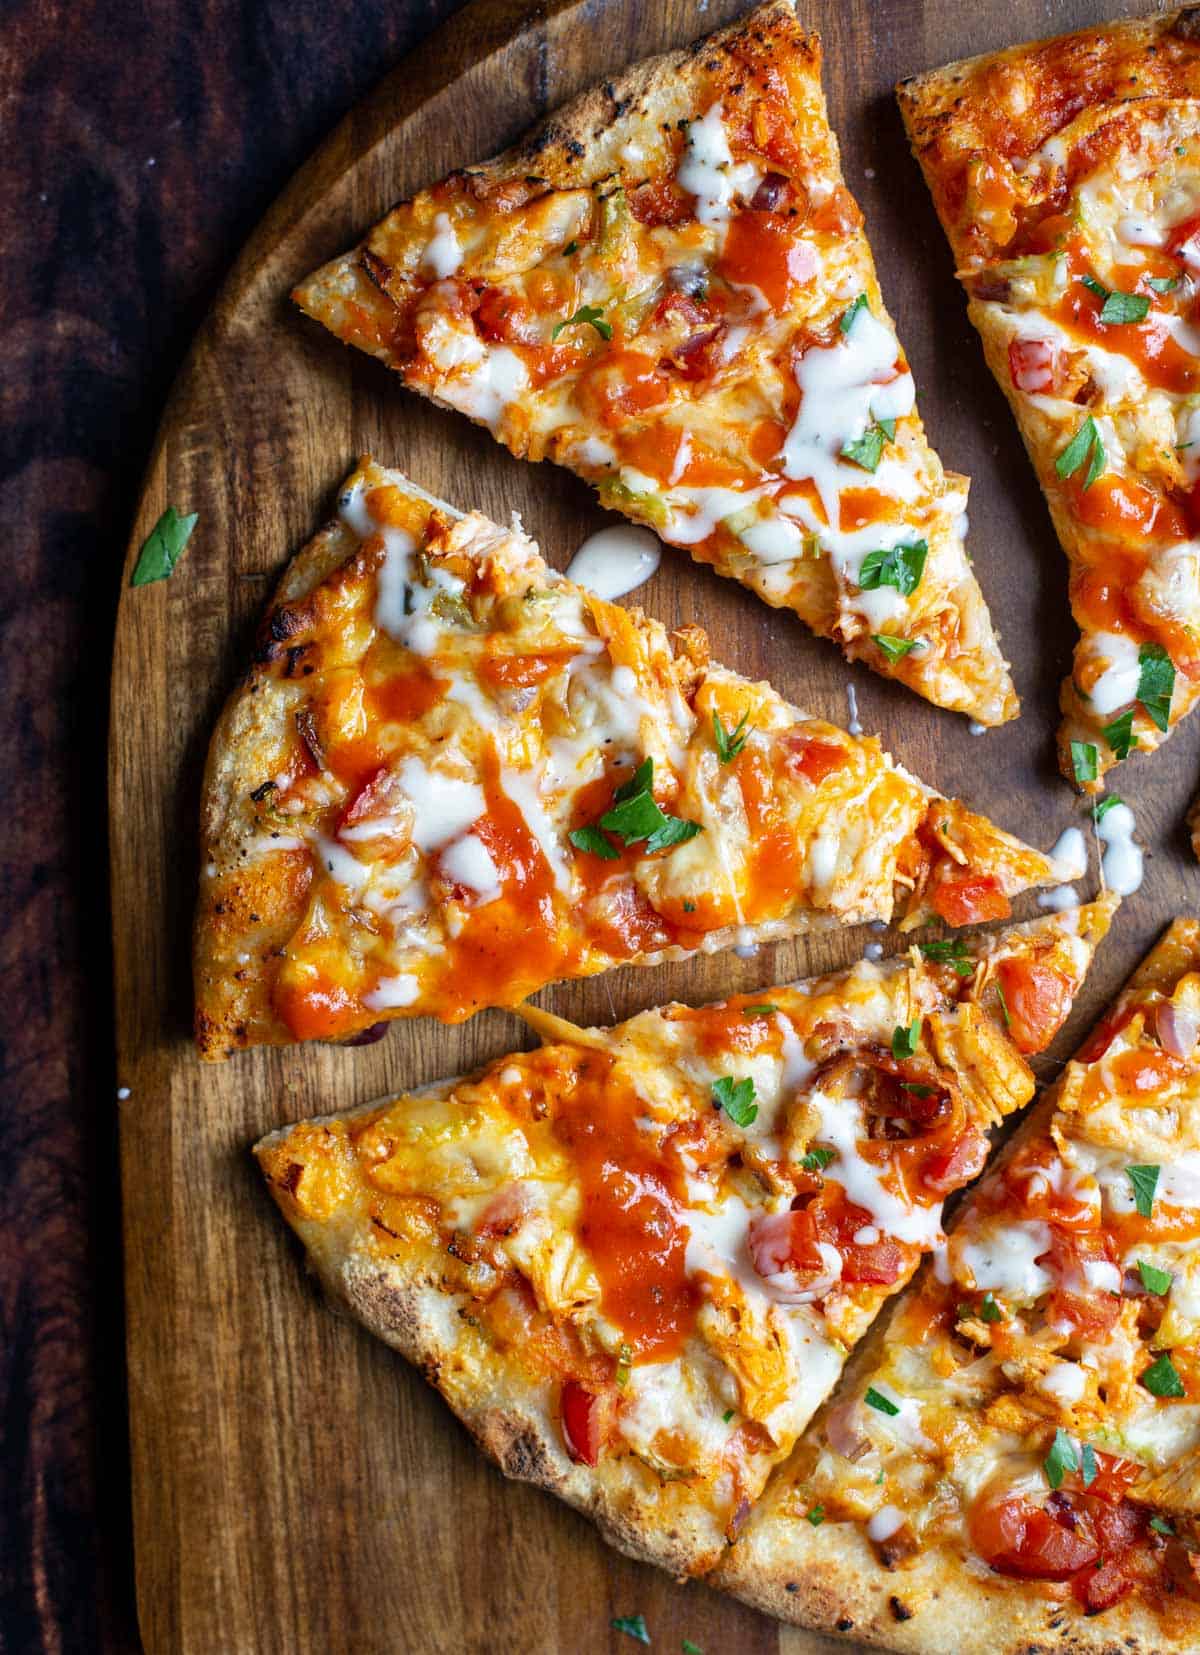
108;0;1197;1650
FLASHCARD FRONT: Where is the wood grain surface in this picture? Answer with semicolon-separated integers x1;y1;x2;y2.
108;1;1199;1651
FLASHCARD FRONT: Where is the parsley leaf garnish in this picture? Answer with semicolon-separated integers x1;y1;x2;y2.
713;708;751;763
572;757;702;858
712;1075;758;1127
996;983;1012;1029
569;823;619;860
872;633;921;663
1127;1164;1160;1218
131;505;198;586
611;1614;651;1644
1044;1427;1078;1490
1151;1514;1175;1535
806;1505;825;1526
1080;1442;1098;1488
980;1292;1002;1323
1141;1352;1185;1398
722;1409;734;1424
840;293;870;333
801;1147;836;1171
553;303;612;341
1094;793;1122;822
1081;274;1152;325
682;1643;704;1655
918;939;973;978
1055;416;1105;489
891;1018;920;1060
1137;642;1175;733
1102;707;1139;761
865;1386;900;1417
743;1003;779;1019
842;422;892;472
1148;275;1178;294
1070;740;1098;785
1138;1260;1173;1295
859;540;928;597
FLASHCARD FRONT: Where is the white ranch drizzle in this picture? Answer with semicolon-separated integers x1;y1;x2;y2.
564;525;661;600
1096;800;1143;896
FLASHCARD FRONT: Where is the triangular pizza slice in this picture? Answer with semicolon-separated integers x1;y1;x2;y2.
293;0;1017;726
196;459;1065;1059
899;10;1200;793
255;900;1113;1579
720;918;1200;1653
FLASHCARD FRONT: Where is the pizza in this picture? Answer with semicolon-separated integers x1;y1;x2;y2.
898;9;1200;794
254;900;1112;1580
292;1;1018;727
195;458;1066;1060
720;920;1200;1653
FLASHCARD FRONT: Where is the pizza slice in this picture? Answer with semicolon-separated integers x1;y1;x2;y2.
254;900;1113;1579
293;1;1018;726
720;919;1200;1653
898;10;1200;792
196;458;1067;1060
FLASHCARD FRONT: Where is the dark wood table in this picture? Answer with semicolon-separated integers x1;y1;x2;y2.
0;5;464;1648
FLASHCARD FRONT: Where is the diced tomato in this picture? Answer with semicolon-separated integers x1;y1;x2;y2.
1008;336;1060;394
928;871;1010;928
785;734;848;786
917;1127;989;1196
1111;1046;1185;1095
628;177;692;227
1004;1139;1097;1230
812;1192;907;1286
474;285;539;345
560;1380;608;1467
995;958;1072;1055
969;1489;1098;1580
748;1207;827;1285
577;350;672;424
1044;1228;1123;1337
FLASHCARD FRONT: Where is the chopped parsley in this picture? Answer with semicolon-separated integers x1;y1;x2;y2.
995;983;1012;1029
1080;1442;1098;1488
1137;642;1175;733
722;1409;734;1424
841;418;896;472
570;757;701;858
918;939;973;978
980;1292;1002;1323
1141;1352;1185;1399
1151;1515;1176;1536
131;505;198;586
743;1003;779;1019
562;240;578;255
1148;275;1178;294
1070;740;1098;785
1102;707;1139;761
1094;793;1122;822
611;1614;651;1644
1138;1260;1173;1296
713;708;751;763
891;1018;920;1060
806;1505;825;1526
1055;415;1105;489
801;1146;836;1172
712;1074;758;1128
568;823;620;860
682;900;695;913
840;293;870;333
872;633;921;663
552;303;612;341
865;1386;900;1417
682;1644;704;1655
1044;1427;1078;1490
859;539;928;597
1126;1163;1160;1218
1080;273;1151;325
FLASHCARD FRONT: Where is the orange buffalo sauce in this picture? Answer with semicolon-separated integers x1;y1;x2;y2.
717;210;816;309
549;1048;698;1361
275;963;365;1042
1051;251;1200;395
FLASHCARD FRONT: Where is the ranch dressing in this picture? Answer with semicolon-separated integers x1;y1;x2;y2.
565;525;661;600
1096;801;1144;896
